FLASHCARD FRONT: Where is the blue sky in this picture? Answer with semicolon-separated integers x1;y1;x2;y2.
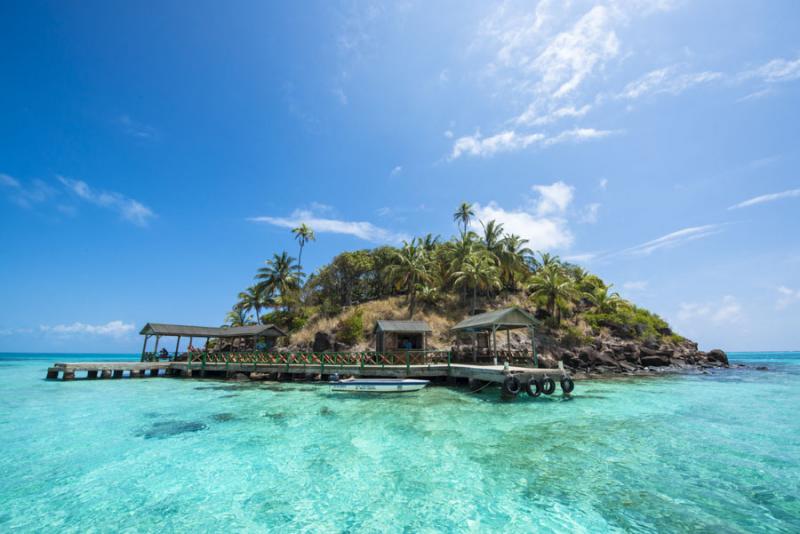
1;0;799;352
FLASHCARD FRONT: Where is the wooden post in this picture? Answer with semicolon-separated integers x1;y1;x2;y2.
141;335;150;361
153;335;161;358
529;326;538;367
46;368;58;379
472;332;477;363
101;369;112;379
63;370;75;380
492;325;498;366
87;370;98;379
174;335;181;359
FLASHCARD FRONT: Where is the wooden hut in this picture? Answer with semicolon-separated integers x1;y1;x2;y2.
139;323;286;361
450;307;540;365
373;320;432;352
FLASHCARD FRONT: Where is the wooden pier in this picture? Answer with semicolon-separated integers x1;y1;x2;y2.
45;351;573;397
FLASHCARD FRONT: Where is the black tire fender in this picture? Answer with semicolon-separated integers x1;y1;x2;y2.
560;376;575;394
502;375;521;396
541;376;556;395
525;378;542;397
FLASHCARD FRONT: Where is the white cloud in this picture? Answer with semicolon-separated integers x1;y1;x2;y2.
249;208;409;244
390;165;403;176
40;320;135;338
449;127;615;159
678;295;742;324
618;66;722;99
471;202;573;251
622;280;648;292
119;115;158;140
0;174;57;208
516;104;592;127
563;252;596;263
532;181;574;215
58;176;155;226
542;127;617;146
450;130;545;159
728;188;800;210
469;180;577;250
623;224;722;256
776;286;800;310
443;130;454;139
0;173;21;188
532;6;620;99
740;55;800;84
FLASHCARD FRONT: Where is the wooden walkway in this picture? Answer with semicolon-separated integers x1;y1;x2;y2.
46;360;566;384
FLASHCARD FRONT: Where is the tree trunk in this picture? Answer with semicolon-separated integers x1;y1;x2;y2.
472;285;477;313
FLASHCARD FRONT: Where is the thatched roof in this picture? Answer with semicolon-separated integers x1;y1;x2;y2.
139;323;286;338
450;307;539;332
373;320;432;333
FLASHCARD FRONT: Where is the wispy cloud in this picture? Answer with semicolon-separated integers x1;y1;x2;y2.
622;224;722;256
120;115;158;140
449;127;615;159
728;188;800;210
249;208;409;244
622;280;648;292
579;202;601;224
776;286;800;310
40;320;135;338
618;66;722;99
677;295;743;324
58;176;155;226
739;55;800;84
390;165;403;176
0;173;58;208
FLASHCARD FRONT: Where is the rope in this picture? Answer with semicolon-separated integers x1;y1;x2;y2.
467;381;493;394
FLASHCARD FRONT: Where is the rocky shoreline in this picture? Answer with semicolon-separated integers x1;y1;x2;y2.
534;336;729;376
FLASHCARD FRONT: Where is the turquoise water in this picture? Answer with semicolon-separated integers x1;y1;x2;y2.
1;353;798;532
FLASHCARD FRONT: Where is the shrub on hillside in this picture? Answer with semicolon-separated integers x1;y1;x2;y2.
337;309;364;346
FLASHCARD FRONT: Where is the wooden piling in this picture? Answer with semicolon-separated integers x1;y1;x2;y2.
46;368;59;380
130;370;142;378
112;370;123;379
87;370;98;379
63;371;75;381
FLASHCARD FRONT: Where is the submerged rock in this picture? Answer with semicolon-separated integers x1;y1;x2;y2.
136;420;208;439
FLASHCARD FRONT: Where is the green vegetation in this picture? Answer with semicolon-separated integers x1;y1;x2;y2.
337;309;365;345
229;202;683;345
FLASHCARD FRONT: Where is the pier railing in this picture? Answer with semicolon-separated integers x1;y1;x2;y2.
157;349;539;374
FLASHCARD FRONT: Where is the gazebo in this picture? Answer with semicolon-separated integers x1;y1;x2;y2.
373;320;432;352
450;307;540;366
139;323;287;361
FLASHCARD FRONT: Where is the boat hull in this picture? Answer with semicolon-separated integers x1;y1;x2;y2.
330;378;429;393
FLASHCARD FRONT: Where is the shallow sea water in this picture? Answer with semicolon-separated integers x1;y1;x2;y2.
0;352;798;533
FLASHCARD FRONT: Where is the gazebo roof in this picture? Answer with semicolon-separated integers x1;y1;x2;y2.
450;307;539;332
139;323;286;338
373;320;432;333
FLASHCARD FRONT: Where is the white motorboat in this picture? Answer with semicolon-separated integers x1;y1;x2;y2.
329;377;429;393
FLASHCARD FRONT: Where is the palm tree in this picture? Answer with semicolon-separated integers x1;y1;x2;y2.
530;251;561;271
453;202;475;236
235;285;263;322
256;251;304;312
481;219;505;256
587;285;623;314
420;233;441;253
499;234;533;291
450;250;501;313
385;240;432;318
225;307;253;327
291;223;315;267
527;264;578;326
